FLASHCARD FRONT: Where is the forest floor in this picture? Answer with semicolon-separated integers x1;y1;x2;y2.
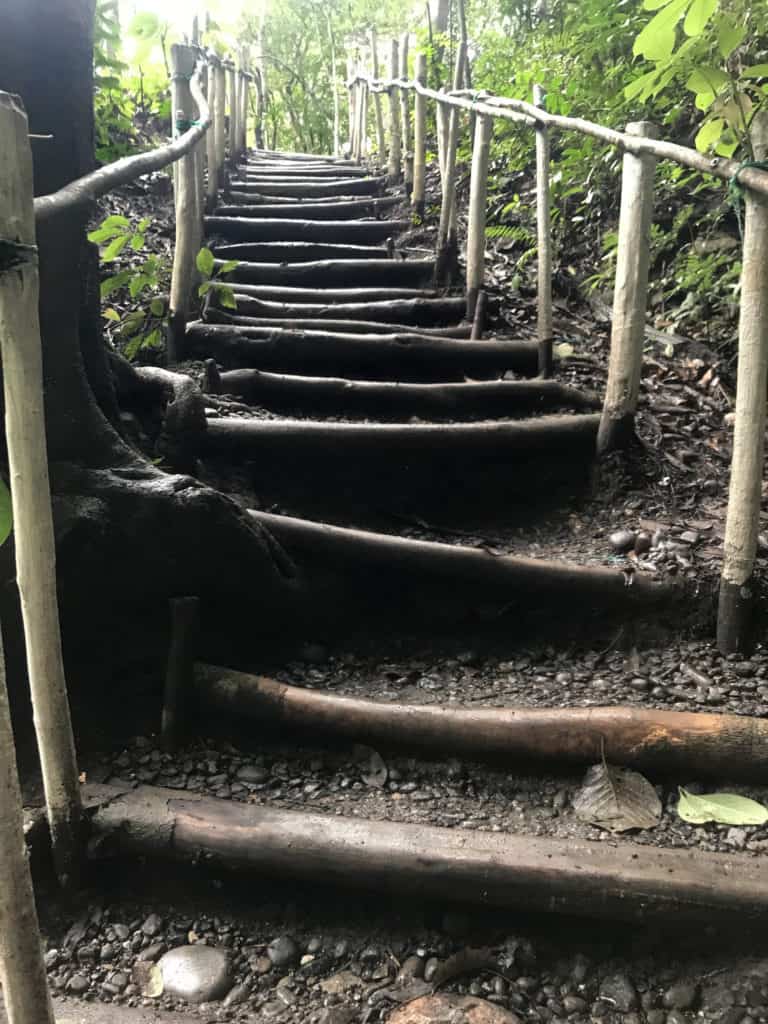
33;156;768;1024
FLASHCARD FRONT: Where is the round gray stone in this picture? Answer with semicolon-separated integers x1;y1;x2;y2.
157;944;232;1004
267;934;299;967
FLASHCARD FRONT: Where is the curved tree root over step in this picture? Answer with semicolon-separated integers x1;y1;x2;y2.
83;782;768;923
195;664;768;781
201;414;600;458
185;323;539;380
205;216;410;244
223;258;436;288
214;197;401;219
249;511;676;609
221;294;468;326
205;369;600;419
205;308;471;338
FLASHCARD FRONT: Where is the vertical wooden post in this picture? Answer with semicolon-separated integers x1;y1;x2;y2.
596;121;658;454
435;42;466;283
436;94;448;186
465;112;492;319
370;29;386;165
240;69;251;155
0;92;82;892
214;58;226;185
346;56;356;153
254;67;265;150
387;39;402;182
0;629;55;1023
169;44;199;362
399;32;413;190
206;56;219;211
161;597;199;752
534;84;553;377
226;60;238;164
717;112;768;654
412;52;427;216
360;81;369;160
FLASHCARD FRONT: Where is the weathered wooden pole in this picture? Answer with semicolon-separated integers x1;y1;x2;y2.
717;112;768;654
387;39;402;182
534;84;553;377
596;121;658;454
436;94;449;185
205;55;219;212
169;44;200;362
399;32;413;190
0;629;55;1023
434;41;467;283
214;57;226;186
370;29;386;165
412;53;427;216
346;56;356;153
253;67;265;150
239;65;250;155
226;60;238;163
0;92;81;892
465;111;492;319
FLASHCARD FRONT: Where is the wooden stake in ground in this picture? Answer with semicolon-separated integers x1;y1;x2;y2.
412;52;427;216
226;61;238;163
399;32;413;189
596;121;658;454
346;56;356;153
387;39;402;182
0;628;55;1023
169;44;200;362
214;58;226;187
369;29;386;165
434;41;467;283
465;111;492;319
533;84;553;377
436;93;448;185
717;112;768;654
205;55;219;212
0;92;81;890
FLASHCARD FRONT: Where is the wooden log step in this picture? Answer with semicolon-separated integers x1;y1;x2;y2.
185;323;539;380
219;295;467;326
223;258;436;288
210;242;390;263
214;198;401;219
205;309;471;338
248;148;352;162
241;164;372;178
85;782;766;923
200;414;600;461
205;217;409;244
196;665;766;781
227;177;387;197
218;284;444;303
206;370;599;419
225;192;388;207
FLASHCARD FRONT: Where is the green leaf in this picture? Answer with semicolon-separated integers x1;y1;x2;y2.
0;479;13;547
695;116;725;152
149;297;166;317
643;0;677;10
633;0;690;61
102;233;130;261
128;12;160;39
100;270;132;298
101;214;131;229
128;274;150;298
683;0;718;37
555;342;574;358
196;247;215;278
88;224;125;244
677;787;768;826
198;281;212;297
138;217;152;232
103;307;121;322
217;259;240;276
129;233;145;251
218;286;238;310
143;328;163;349
742;64;768;79
625;68;664;101
717;16;746;58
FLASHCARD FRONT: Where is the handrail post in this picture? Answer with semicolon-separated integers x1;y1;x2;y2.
370;29;386;165
226;60;237;167
434;40;466;283
717;111;768;654
387;39;402;182
346;56;356;155
412;52;427;216
466;111;492;319
243;71;253;155
169;44;200;362
534;83;553;377
254;67;265;150
206;54;219;211
596;120;658;454
214;57;226;186
399;32;413;190
0;92;82;897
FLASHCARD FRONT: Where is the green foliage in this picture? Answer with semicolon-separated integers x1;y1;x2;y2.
677;787;768;825
197;248;239;310
0;480;12;547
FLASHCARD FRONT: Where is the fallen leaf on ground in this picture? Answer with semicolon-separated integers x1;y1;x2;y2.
573;762;661;832
677;788;768;826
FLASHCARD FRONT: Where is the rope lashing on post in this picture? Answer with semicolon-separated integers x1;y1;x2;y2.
0;238;38;274
728;159;768;236
175;117;201;133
